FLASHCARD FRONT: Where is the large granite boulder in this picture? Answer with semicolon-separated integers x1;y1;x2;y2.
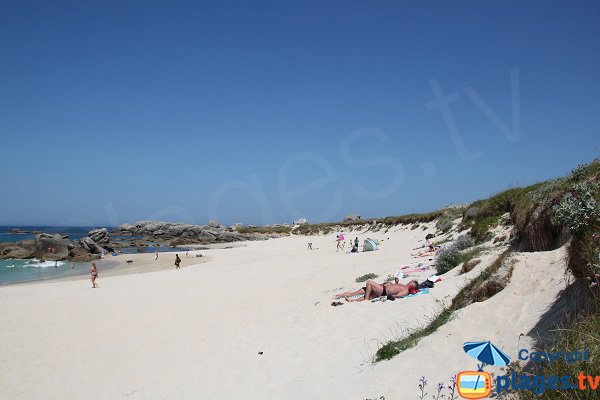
88;228;110;244
0;242;36;259
114;223;136;235
37;233;70;240
207;220;222;229
68;245;101;262
0;233;107;262
79;237;106;255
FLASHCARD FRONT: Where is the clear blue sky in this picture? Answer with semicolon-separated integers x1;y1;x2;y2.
1;0;599;227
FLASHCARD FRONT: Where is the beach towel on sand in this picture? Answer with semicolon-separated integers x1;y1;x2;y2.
336;288;430;302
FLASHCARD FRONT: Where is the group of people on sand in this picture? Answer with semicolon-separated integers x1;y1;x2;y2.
90;253;184;288
335;236;359;252
335;233;439;303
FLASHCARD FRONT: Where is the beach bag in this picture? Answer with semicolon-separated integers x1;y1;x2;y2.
419;279;435;289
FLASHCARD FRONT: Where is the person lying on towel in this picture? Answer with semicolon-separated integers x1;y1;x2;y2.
335;279;419;302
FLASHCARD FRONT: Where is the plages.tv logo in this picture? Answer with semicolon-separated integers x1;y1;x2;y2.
457;340;597;398
457;341;510;399
456;371;492;399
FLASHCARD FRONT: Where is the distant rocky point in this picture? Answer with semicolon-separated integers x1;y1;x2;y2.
112;221;267;245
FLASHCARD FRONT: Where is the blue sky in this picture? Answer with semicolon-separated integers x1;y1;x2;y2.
1;0;599;226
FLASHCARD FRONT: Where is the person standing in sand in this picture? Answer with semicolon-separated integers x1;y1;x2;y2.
154;251;158;261
175;254;181;269
90;262;98;288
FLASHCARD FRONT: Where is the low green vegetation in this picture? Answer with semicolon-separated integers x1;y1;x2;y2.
376;308;454;361
356;273;378;283
434;235;482;274
435;206;462;233
290;209;455;235
236;225;292;234
552;182;600;234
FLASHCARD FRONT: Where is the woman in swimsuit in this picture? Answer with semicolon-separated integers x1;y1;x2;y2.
91;262;98;288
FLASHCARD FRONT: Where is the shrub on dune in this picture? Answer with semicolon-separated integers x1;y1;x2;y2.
435;247;462;274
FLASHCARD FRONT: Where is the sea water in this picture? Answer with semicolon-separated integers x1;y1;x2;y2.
0;258;90;285
0;226;103;243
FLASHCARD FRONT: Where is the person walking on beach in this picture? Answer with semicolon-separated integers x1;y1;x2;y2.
175;254;181;269
154;251;158;261
91;262;98;288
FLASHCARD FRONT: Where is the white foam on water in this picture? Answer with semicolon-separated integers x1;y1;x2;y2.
23;260;65;268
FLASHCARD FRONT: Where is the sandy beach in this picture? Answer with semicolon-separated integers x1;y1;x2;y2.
0;222;570;399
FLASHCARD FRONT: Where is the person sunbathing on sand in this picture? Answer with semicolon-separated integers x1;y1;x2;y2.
335;279;419;302
412;249;437;257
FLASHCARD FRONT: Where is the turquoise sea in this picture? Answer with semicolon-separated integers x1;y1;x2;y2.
0;258;91;285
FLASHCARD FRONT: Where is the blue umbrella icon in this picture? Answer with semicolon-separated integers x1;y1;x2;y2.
463;341;511;367
463;341;511;393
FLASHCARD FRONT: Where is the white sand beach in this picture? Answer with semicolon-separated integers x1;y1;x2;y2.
0;223;571;399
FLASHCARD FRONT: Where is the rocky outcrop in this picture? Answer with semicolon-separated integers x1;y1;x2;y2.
0;232;109;262
113;221;263;244
79;237;106;255
37;233;70;240
0;241;36;259
88;228;110;244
